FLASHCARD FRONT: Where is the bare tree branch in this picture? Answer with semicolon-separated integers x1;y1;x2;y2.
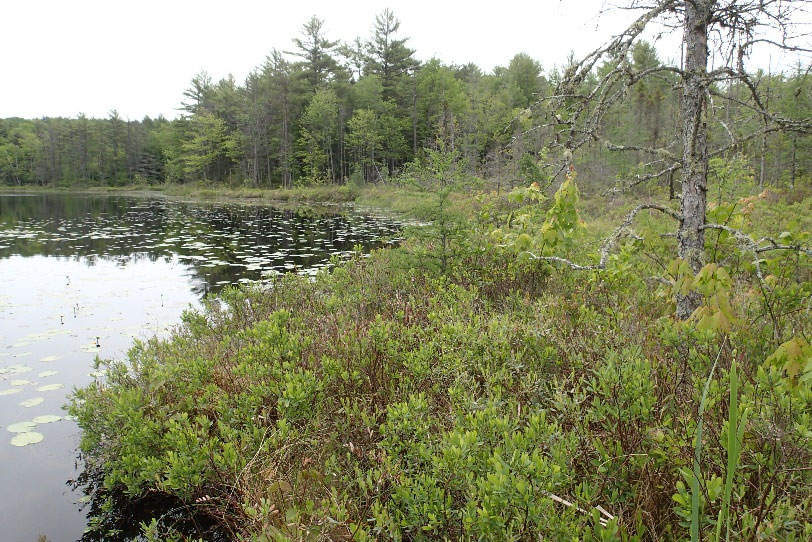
604;142;680;162
604;162;683;195
527;203;681;269
701;223;812;287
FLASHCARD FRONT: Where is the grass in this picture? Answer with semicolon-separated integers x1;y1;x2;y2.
0;181;363;204
716;359;747;542
691;344;721;542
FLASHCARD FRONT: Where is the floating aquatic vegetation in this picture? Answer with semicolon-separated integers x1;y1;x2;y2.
63;415;78;422
7;421;36;433
0;364;33;375
25;329;70;341
11;379;32;386
88;371;106;378
32;415;61;424
0;388;23;396
39;355;61;362
37;370;58;378
10;432;44;447
36;383;64;392
19;397;45;408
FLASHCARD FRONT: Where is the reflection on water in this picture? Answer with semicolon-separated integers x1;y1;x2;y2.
0;193;402;541
0;194;402;295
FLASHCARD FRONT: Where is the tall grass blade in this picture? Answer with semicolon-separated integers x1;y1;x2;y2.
719;359;748;542
692;344;723;542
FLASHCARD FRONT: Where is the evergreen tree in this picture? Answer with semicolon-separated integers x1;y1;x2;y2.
289;16;341;90
364;9;418;101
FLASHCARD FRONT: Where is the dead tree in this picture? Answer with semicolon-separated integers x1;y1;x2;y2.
526;0;812;319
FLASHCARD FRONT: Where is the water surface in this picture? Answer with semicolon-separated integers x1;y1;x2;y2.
0;193;401;541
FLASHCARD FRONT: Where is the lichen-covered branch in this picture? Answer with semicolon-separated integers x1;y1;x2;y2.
528;204;681;270
701;223;812;289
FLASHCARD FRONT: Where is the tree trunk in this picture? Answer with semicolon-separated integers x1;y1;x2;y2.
759;120;767;191
791;136;797;190
412;71;418;155
669;169;675;200
252;127;259;187
282;105;290;189
339;105;346;183
676;0;710;320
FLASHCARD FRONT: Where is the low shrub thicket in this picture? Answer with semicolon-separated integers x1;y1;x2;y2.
71;180;811;541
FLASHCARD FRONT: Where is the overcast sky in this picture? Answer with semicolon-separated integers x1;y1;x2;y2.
1;0;808;120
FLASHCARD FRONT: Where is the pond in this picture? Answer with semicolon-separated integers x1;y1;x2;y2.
0;193;403;541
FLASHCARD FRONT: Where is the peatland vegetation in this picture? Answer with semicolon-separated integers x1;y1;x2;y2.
54;1;812;540
70;163;812;541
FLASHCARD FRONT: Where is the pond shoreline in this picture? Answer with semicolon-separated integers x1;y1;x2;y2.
0;182;455;220
0;183;364;205
0;193;406;541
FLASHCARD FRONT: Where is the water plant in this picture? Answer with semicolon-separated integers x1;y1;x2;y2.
11;432;44;447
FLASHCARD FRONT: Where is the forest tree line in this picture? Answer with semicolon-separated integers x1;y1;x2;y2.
1;9;810;192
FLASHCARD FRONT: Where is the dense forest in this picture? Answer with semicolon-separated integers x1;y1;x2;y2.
1;9;810;192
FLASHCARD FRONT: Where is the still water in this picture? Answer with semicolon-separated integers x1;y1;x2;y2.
0;193;402;541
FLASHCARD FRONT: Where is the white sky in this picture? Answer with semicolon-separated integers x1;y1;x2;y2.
0;0;807;120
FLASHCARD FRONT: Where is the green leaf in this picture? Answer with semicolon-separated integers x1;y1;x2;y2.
515;233;532;250
32;415;61;424
7;421;36;433
36;383;64;392
0;388;22;396
10;431;44;447
19;397;45;408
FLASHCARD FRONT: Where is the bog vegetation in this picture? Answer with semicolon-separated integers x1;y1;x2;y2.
71;168;812;541
6;0;808;540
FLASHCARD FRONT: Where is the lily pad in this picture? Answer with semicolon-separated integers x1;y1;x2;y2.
19;397;45;408
2;364;33;374
7;421;36;433
36;383;64;392
63;415;78;422
32;415;61;424
10;432;44;447
39;355;61;362
38;370;59;378
0;388;22;396
11;379;32;386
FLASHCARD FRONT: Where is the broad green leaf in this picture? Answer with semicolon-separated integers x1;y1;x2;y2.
32;415;61;424
7;421;36;433
36;383;64;392
10;432;44;447
19;397;45;408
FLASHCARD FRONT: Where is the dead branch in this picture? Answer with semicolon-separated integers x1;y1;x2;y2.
527;203;681;270
604;162;683;195
701;223;812;286
604;142;680;162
